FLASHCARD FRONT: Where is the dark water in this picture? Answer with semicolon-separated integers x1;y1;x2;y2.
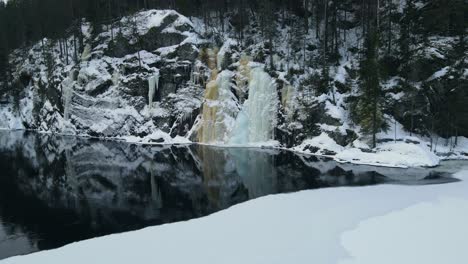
0;131;458;260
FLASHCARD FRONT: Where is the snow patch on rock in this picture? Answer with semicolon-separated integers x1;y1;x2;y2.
293;133;344;156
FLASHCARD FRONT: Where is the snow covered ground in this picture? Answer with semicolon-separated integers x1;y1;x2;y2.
293;134;441;168
335;141;440;168
293;121;468;168
3;162;468;264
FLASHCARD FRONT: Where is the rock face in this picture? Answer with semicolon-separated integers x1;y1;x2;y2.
0;9;370;148
0;10;205;144
0;8;465;155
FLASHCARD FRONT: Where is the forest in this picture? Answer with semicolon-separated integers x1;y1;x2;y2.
0;0;467;145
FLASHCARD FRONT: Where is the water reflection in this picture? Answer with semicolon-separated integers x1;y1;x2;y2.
0;131;457;260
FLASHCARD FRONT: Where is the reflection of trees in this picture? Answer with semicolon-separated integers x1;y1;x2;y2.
0;131;450;259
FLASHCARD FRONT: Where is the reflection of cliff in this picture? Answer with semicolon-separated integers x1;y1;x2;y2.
227;148;278;199
0;131;455;257
0;132;252;234
193;146;247;211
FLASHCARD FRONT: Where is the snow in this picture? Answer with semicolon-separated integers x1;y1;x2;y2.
333;64;347;84
335;142;440;168
340;197;468;264
119;129;191;145
3;164;468;264
293;129;443;168
292;133;344;156
427;66;450;81
433;137;468;160
325;100;346;121
0;108;24;130
146;11;170;29
139;10;194;36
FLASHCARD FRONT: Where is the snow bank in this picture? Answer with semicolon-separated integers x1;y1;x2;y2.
3;165;468;264
294;131;443;168
433;137;468;160
340;197;468;264
335;142;440;168
339;168;468;264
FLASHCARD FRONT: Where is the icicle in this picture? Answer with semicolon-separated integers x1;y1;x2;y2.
63;70;76;121
229;68;278;145
148;70;160;109
190;63;201;86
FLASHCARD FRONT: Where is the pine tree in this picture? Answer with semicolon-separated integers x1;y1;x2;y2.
43;40;56;82
353;0;385;148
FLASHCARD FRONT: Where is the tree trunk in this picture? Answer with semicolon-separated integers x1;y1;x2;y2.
73;33;78;63
410;99;414;136
387;0;392;54
324;0;329;55
65;39;69;65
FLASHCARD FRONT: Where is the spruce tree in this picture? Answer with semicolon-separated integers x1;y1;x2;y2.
353;0;385;148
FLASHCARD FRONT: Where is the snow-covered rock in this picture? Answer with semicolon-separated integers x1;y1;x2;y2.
335;142;440;168
0;10;203;144
292;133;344;157
0;7;466;167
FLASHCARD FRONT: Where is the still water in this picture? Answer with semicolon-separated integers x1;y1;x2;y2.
0;131;459;260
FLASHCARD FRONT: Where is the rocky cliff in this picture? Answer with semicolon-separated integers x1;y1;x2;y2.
0;7;466;167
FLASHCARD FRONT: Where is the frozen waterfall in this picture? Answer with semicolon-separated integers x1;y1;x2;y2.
198;70;238;143
63;70;76;121
148;71;160;109
229;68;278;145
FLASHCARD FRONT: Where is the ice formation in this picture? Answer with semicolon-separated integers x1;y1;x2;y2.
281;84;295;118
198;48;239;144
148;71;160;109
63;70;75;121
198;70;238;143
190;62;202;86
229;68;278;145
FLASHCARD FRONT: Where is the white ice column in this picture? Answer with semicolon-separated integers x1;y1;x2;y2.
148;71;160;108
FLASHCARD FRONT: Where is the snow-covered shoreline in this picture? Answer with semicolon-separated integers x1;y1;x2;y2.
1;128;467;169
292;131;468;168
2;163;467;264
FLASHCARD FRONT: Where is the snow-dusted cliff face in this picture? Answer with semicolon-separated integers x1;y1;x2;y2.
0;7;466;167
0;10;205;144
